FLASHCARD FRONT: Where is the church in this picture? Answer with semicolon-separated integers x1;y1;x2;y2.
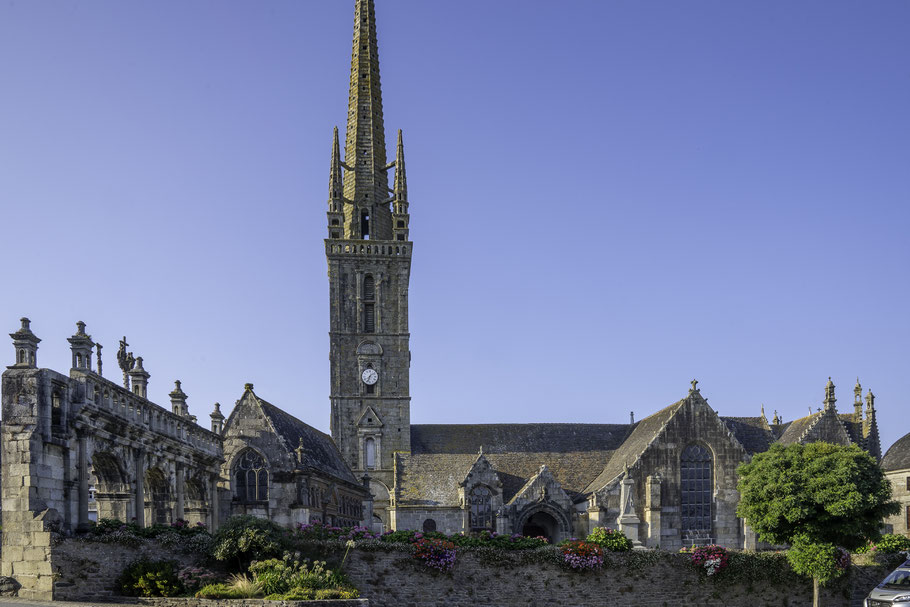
0;0;890;571
316;0;882;550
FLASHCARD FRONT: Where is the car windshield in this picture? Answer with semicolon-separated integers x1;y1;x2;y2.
881;569;910;589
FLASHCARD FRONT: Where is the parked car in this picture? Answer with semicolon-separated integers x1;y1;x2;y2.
866;559;910;606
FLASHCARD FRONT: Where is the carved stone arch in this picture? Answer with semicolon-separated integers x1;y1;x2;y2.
144;467;172;525
90;448;131;525
356;341;383;356
231;447;269;503
515;502;572;543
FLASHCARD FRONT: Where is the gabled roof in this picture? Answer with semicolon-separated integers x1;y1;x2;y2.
583;399;686;494
245;390;359;486
394;448;618;507
776;412;821;445
837;414;865;445
720;416;775;454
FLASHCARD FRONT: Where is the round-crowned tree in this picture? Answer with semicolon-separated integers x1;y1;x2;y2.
737;442;899;607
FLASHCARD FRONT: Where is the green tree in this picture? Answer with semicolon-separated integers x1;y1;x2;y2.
736;442;899;607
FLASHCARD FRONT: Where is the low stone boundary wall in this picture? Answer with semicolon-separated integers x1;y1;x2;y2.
51;540;200;601
138;600;367;607
337;548;892;607
23;538;900;606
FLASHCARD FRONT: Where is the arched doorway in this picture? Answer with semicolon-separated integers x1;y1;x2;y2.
521;511;559;543
145;468;171;525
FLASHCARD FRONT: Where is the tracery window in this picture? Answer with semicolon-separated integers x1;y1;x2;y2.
680;444;713;535
234;450;269;502
469;485;493;532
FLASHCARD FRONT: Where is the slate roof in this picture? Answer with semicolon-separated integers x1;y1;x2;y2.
837;414;865;445
410;424;633;455
255;396;359;486
776;412;821;445
395;424;637;507
720;416;775;454
583;400;686;495
882;432;910;472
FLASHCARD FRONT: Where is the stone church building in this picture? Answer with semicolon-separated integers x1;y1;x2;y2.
317;0;885;550
0;3;898;598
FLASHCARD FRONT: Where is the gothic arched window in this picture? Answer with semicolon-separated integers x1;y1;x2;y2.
363;275;375;333
680;444;713;537
469;485;493;532
234;450;269;502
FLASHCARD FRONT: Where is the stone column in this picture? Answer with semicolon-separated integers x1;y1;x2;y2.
210;473;220;531
134;450;145;527
77;433;90;530
175;464;185;522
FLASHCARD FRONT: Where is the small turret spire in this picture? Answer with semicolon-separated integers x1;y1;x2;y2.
327;126;345;239
329;126;344;208
391;129;410;241
854;378;863;422
823;377;836;411
772;410;781;425
393;130;407;207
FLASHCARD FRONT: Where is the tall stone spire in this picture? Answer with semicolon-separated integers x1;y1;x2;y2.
343;0;392;240
326;126;345;238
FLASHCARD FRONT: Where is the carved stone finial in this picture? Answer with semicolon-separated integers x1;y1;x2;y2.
96;343;103;377
76;321;86;335
761;404;766;419
690;379;699;393
866;389;875;409
630;411;635;424
20;317;31;331
772;410;781;425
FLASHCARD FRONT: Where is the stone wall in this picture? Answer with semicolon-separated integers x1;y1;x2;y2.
885;468;910;536
50;540;200;601
338;548;889;607
138;599;367;607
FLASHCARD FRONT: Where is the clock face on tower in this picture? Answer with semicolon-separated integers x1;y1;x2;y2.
361;368;379;385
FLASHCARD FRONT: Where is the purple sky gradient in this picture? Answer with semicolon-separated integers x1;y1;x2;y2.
1;1;908;451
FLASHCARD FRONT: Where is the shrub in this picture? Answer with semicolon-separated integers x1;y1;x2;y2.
117;559;182;597
873;534;910;554
587;527;632;552
176;566;223;593
559;540;604;570
413;538;457;572
787;536;848;585
195;583;248;600
211;515;288;567
266;587;360;600
249;556;349;595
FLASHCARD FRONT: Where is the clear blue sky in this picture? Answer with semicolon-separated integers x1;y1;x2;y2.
1;1;908;452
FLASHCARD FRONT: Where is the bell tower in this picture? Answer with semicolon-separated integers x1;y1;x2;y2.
326;0;412;509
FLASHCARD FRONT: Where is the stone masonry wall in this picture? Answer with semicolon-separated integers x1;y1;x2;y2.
51;540;199;601
340;549;888;607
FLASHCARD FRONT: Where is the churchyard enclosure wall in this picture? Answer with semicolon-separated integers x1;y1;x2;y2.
10;536;896;605
339;548;887;607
